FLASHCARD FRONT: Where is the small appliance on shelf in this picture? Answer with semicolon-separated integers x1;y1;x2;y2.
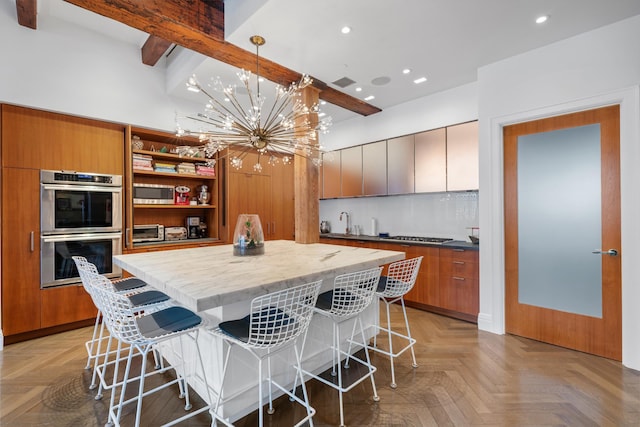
174;185;190;205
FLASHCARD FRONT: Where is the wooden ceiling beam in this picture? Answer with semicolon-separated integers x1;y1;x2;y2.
17;0;37;29
63;0;381;117
141;35;173;66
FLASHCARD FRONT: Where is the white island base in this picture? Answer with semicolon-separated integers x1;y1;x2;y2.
114;241;404;422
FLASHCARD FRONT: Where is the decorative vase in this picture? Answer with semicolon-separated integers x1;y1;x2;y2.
233;214;265;256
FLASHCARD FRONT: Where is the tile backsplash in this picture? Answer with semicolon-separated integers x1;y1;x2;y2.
319;191;478;241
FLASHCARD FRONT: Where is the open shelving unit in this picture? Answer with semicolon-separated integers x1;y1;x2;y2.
124;126;221;251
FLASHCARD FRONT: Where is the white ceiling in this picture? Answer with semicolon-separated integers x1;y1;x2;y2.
38;0;640;123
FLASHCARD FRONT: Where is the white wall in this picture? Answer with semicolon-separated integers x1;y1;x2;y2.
0;2;199;132
477;15;640;369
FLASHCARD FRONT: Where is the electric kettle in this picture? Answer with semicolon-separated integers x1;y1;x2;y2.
320;220;331;234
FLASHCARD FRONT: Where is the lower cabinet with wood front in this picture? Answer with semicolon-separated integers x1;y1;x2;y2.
320;236;479;323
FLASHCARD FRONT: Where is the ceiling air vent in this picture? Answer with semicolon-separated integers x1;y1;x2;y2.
332;77;356;88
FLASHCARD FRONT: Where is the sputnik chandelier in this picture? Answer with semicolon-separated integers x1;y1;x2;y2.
175;35;332;172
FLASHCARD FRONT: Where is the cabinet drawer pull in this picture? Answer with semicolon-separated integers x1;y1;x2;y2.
452;276;465;281
30;231;34;252
453;261;465;265
453;249;465;252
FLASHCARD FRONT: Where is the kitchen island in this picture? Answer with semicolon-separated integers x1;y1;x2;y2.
113;240;404;421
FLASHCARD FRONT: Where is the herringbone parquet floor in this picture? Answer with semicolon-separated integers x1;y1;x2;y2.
2;306;640;426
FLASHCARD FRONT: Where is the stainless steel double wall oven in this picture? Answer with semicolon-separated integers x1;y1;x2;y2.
40;170;123;288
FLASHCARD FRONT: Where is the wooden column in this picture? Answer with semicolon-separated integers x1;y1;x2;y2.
294;85;321;243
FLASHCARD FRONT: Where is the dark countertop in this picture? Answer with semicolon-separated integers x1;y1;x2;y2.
319;233;479;250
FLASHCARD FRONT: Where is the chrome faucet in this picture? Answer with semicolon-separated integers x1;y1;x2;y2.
339;211;351;234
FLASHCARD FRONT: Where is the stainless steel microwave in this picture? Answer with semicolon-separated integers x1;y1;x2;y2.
132;224;165;243
133;183;175;204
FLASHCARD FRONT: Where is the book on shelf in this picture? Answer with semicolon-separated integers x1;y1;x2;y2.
196;165;216;177
177;162;197;174
133;154;153;171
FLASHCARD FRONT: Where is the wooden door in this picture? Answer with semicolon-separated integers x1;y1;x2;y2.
270;162;295;240
2;168;41;335
228;172;272;240
504;105;621;360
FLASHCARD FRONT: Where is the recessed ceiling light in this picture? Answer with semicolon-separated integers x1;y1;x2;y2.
341;26;351;34
413;77;427;84
364;95;375;101
402;68;411;74
536;15;549;24
355;87;362;92
320;100;327;105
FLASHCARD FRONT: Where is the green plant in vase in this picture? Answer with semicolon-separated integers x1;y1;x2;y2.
233;214;265;256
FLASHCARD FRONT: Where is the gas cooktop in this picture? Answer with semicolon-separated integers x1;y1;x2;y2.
381;235;454;244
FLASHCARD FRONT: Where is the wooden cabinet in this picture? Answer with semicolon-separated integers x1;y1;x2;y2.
415;128;446;193
41;284;96;328
227;151;295;241
377;242;440;307
319;120;478;199
1;168;41;335
446;121;479;191
439;248;479;319
125;127;219;249
320;237;479;323
363;140;387;196
387;135;415;195
1;104;124;173
1;104;124;340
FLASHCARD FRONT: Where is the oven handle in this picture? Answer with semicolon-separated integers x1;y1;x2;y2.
41;183;122;193
41;232;123;243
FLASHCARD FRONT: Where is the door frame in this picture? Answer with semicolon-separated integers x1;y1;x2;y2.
478;86;640;369
503;105;621;360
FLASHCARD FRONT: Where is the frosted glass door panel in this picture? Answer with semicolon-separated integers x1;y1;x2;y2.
517;124;602;318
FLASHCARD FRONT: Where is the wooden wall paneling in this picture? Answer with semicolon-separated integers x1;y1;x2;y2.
228;172;272;239
271;162;295;240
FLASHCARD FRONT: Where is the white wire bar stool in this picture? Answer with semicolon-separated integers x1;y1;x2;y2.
86;268;217;427
207;280;322;427
369;256;423;388
297;266;383;427
73;256;170;394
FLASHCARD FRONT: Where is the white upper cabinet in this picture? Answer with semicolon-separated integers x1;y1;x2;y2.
446;121;479;191
340;145;363;197
415;128;447;193
387;135;415;195
363;140;387;196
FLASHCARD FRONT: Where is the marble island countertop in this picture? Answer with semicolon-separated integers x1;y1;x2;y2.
320;233;479;250
114;240;405;312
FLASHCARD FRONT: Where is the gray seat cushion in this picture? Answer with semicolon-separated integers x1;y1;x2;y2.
137;306;201;339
